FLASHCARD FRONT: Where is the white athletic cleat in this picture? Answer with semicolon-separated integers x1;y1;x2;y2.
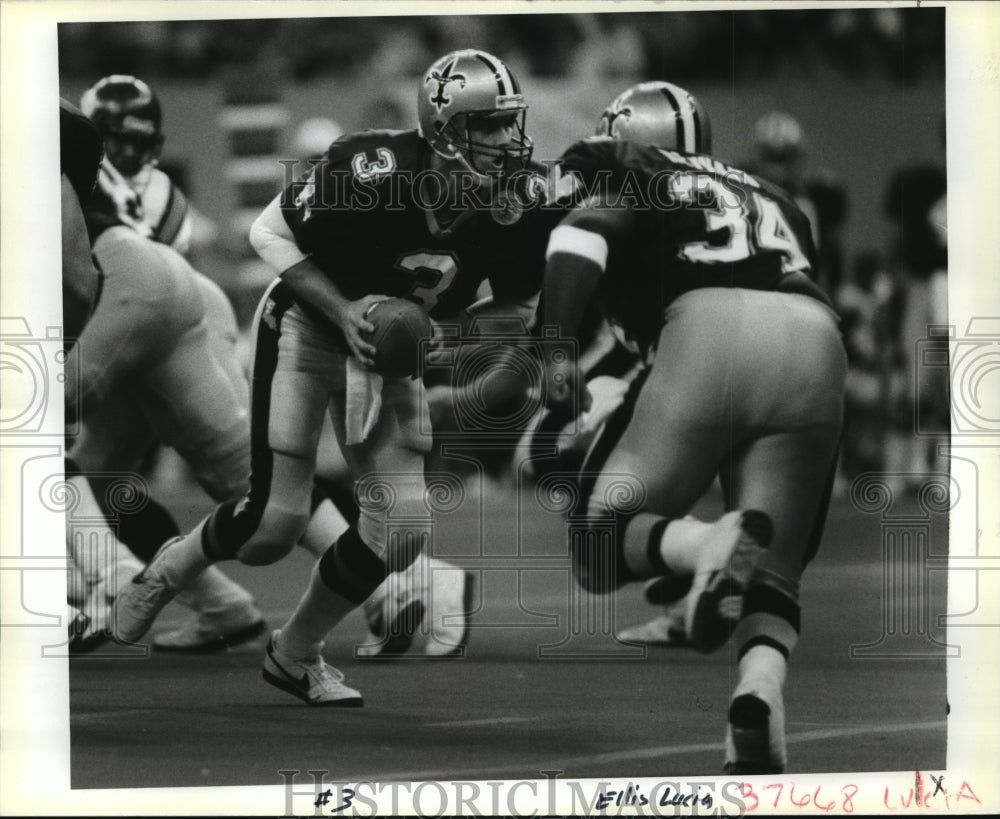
69;556;146;654
153;610;267;653
724;678;787;774
686;510;772;653
358;555;473;658
618;598;690;646
262;630;363;707
110;539;183;645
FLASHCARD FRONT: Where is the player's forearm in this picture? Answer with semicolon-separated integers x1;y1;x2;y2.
249;195;349;329
542;223;608;338
279;259;351;330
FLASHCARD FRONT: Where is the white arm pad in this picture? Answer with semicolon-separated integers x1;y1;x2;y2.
248;194;309;274
545;224;609;269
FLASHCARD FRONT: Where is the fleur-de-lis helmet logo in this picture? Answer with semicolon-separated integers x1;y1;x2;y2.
426;59;467;112
597;97;632;138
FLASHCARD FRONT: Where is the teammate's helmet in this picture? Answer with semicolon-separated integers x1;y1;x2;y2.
417;49;532;172
752;111;805;163
80;75;164;176
596;81;711;154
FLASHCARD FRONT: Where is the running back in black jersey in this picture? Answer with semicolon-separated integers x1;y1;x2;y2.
554;137;824;352
280;129;560;322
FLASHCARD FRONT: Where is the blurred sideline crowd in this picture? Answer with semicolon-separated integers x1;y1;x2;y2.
60;9;944;84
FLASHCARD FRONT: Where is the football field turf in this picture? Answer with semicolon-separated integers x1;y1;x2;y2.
69;478;948;788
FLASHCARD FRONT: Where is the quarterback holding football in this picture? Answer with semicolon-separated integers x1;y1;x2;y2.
113;49;565;706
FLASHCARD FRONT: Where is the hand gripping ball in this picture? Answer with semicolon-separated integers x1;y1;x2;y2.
364;298;433;378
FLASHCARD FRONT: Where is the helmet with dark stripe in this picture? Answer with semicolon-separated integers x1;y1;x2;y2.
81;75;164;176
596;81;711;154
418;49;532;173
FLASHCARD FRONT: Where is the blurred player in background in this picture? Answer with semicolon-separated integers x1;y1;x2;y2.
541;81;846;773
743;111;848;296
881;120;948;493
113;49;561;705
81;74;194;254
65;76;265;652
834;250;902;484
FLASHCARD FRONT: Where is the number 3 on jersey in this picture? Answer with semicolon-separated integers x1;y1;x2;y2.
395;251;459;310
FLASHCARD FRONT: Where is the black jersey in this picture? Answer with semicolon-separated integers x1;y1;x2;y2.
280;129;559;320
59;98;103;206
557;137;823;351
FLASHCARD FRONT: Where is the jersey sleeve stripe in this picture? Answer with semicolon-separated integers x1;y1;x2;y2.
156;184;189;246
545;224;609;269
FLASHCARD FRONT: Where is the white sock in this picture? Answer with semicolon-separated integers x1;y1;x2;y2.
737;644;787;695
277;562;359;660
154;518;213;588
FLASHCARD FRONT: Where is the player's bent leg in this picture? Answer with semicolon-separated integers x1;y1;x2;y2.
723;427;842;772
571;316;732;595
724;569;800;774
110;444;317;645
262;526;384;705
71;227;198;419
140;320;251;502
311;377;444;659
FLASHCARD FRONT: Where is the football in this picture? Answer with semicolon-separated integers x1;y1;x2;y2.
365;297;433;378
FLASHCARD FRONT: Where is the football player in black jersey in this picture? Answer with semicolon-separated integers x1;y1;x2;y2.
540;82;847;774
112;49;557;706
59;97;104;342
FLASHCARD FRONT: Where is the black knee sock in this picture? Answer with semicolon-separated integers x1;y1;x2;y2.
316;526;388;605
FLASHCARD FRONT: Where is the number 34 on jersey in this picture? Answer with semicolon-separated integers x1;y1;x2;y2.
667;172;811;274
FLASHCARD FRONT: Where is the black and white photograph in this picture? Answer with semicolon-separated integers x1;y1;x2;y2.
1;1;998;815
